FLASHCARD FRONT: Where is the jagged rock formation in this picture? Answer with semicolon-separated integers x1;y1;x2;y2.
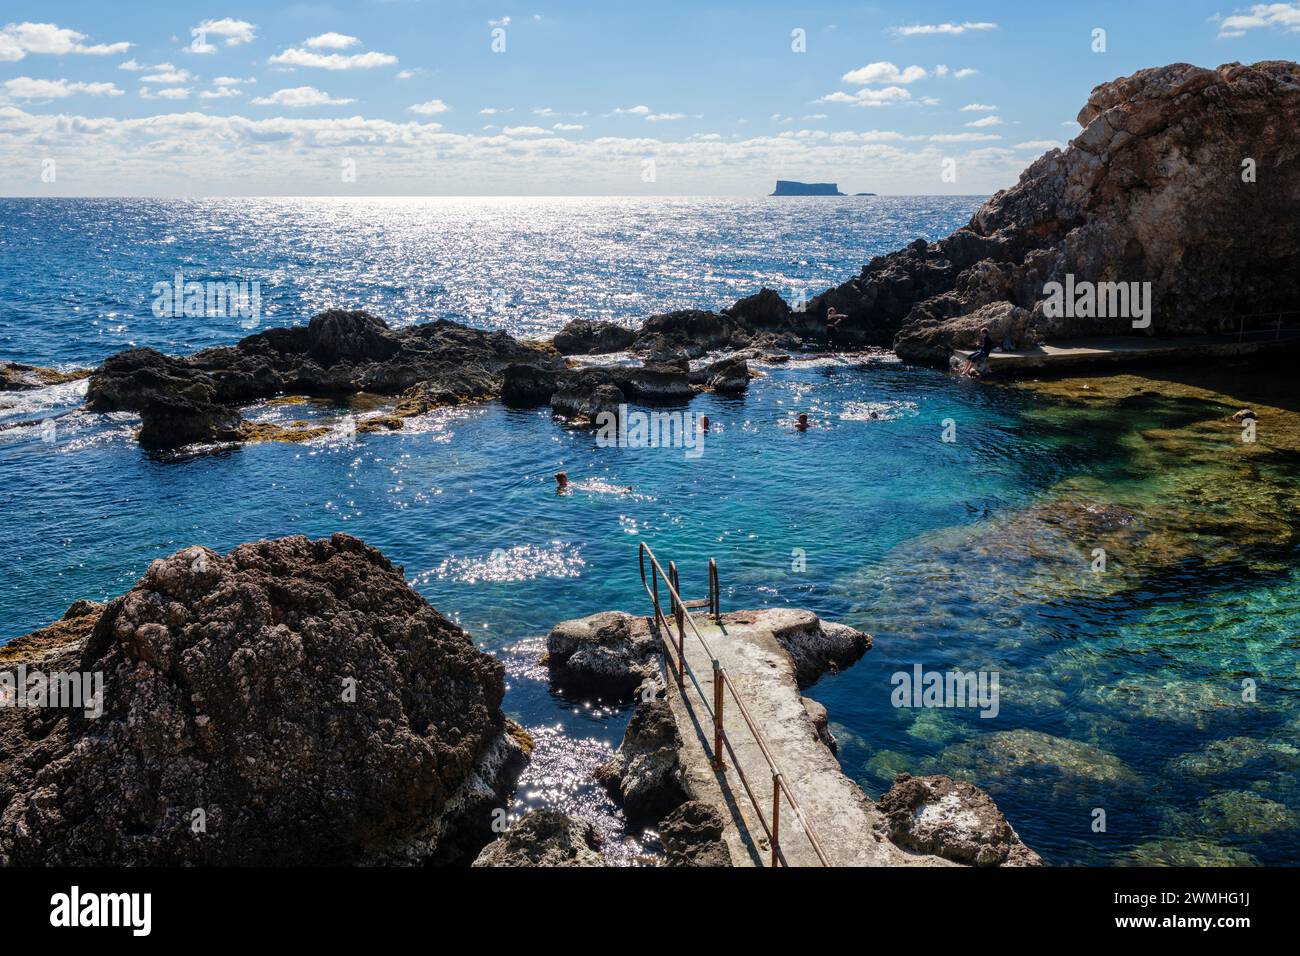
878;773;1043;866
595;696;688;826
849;61;1300;362
0;534;527;865
472;809;605;867
551;319;638;355
85;310;561;449
658;801;732;866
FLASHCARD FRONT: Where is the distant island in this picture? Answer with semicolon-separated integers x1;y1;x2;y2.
770;180;845;196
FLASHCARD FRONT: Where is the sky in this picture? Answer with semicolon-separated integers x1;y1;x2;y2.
0;0;1297;196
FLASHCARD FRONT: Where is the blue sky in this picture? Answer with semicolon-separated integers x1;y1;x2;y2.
1;1;1298;195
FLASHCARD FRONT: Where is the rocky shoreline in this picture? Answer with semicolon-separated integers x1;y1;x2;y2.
0;535;1037;867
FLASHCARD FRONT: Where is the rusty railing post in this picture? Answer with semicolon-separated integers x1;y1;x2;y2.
771;771;782;867
712;660;724;769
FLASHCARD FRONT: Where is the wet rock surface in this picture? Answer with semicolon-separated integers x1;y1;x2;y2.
878;773;1043;866
0;361;90;391
86;311;561;449
0;533;526;865
472;809;605;867
552;319;638;355
546;611;660;699
596;695;689;827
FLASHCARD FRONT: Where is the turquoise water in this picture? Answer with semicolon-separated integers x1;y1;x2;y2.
3;198;1298;866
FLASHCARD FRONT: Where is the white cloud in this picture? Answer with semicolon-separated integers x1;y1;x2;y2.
269;47;398;70
118;58;145;71
479;107;511;114
252;86;355;107
190;18;256;52
396;69;424;80
841;62;928;85
305;32;360;50
0;22;130;61
0;104;1047;195
141;67;196;84
890;22;998;37
140;87;191;101
3;76;123;99
553;122;584;131
489;17;512;27
1217;3;1300;37
409;99;450;115
961;103;997;112
817;86;912;107
646;112;685;121
966;115;1002;127
954;68;978;79
930;132;1001;142
614;105;651;114
200;87;242;100
503;125;552;135
1014;139;1062;149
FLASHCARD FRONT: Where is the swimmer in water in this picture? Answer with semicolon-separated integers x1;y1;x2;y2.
555;471;569;492
796;413;809;432
701;415;710;432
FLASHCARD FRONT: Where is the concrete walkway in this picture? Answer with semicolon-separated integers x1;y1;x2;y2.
952;329;1300;377
656;609;949;867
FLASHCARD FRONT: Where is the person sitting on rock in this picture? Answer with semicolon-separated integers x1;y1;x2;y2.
963;327;993;376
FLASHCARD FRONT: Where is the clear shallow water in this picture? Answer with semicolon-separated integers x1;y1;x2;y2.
3;198;1299;866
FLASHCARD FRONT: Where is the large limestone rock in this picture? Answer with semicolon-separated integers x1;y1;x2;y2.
545;610;660;699
792;61;1300;363
878;773;1043;866
0;534;527;865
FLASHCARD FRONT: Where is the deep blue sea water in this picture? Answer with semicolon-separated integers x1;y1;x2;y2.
2;197;1298;866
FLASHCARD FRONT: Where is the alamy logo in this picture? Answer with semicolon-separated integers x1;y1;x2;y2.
891;664;1000;718
595;404;705;459
1042;273;1151;329
152;269;262;328
50;886;151;936
0;665;103;718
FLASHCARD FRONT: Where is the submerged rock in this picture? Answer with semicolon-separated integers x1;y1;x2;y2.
471;809;605;867
1194;790;1298;837
939;729;1140;790
0;533;527;865
1117;838;1258;867
878;773;1043;866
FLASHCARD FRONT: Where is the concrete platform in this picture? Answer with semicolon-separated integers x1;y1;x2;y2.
952;329;1300;377
655;609;951;867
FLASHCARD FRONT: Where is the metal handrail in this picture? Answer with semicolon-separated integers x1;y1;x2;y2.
637;541;830;867
1236;309;1300;342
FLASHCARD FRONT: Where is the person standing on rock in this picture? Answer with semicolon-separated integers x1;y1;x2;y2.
825;306;847;351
